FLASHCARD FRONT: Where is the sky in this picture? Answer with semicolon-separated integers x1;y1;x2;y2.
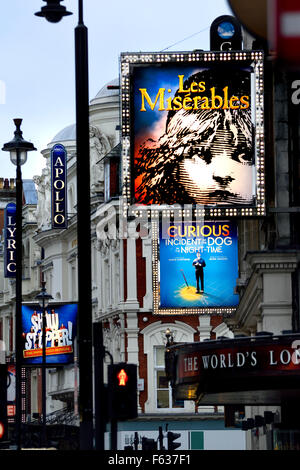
0;0;232;180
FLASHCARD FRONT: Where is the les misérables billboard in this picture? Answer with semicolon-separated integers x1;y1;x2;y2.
21;303;77;366
153;221;238;315
121;51;265;217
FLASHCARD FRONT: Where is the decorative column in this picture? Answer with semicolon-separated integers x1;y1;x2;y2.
197;316;212;341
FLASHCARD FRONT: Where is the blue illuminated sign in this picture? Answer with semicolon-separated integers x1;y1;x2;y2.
51;144;67;229
4;202;16;278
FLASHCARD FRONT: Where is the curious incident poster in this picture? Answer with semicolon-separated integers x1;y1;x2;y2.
158;221;239;310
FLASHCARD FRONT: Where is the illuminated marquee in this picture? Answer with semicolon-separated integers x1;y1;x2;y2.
152;220;238;315
121;51;265;218
51;144;67;229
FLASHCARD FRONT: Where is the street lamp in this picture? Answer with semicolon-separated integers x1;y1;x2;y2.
35;0;72;23
35;0;96;450
165;328;174;347
2;118;36;450
35;281;53;447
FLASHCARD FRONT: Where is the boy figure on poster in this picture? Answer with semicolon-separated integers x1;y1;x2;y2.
193;251;206;293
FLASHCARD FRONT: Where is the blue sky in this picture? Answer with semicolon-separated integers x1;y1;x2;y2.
0;0;232;179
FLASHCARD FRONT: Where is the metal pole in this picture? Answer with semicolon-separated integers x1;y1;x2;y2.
75;0;94;449
93;322;105;450
42;298;46;447
15;150;22;450
110;418;118;450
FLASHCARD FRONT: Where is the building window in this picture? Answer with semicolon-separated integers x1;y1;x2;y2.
155;346;184;409
113;252;120;306
68;184;74;214
71;264;77;300
104;162;110;202
141;321;196;413
103;258;110;308
22;240;30;279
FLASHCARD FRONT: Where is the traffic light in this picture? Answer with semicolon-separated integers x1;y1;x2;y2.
0;365;8;443
108;363;138;421
142;437;157;451
241;418;255;431
210;15;242;51
167;431;181;450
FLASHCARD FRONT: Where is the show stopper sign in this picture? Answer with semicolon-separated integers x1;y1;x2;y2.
21;303;77;365
51;143;67;229
157;221;238;313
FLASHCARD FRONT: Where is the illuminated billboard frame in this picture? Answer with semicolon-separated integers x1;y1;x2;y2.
120;50;265;218
152;220;238;316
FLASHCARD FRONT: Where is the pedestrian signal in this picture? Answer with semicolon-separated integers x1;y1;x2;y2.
117;369;128;386
167;431;181;450
108;363;138;421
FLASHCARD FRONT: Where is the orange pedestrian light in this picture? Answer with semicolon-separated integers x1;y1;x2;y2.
108;363;138;420
117;368;128;386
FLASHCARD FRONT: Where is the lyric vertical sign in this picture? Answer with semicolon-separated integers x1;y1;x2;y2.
4;202;16;278
51;144;67;229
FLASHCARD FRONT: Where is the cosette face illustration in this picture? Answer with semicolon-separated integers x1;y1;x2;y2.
175;108;254;205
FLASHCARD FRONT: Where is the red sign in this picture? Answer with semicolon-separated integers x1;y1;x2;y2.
177;342;300;381
271;0;300;65
166;333;300;404
7;405;15;417
23;345;73;359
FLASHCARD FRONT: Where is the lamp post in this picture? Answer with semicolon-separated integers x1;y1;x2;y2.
35;281;53;447
35;0;96;450
165;328;174;347
2;118;36;450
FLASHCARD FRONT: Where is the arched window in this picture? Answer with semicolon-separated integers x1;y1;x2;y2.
22;239;30;279
68;183;75;215
141;321;196;413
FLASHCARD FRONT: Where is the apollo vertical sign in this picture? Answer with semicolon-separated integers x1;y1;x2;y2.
51;144;67;229
4;203;16;277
